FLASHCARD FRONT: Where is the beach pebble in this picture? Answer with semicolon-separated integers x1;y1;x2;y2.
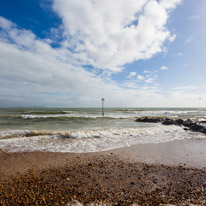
67;200;83;206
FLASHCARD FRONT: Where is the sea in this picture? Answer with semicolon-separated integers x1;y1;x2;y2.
0;108;206;153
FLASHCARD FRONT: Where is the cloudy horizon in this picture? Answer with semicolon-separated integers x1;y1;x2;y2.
0;0;206;108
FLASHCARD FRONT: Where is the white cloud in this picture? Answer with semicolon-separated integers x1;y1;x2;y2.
137;75;144;80
1;0;196;108
2;21;197;108
52;0;182;72
0;19;164;107
9;28;36;47
159;0;182;9
160;66;168;70
173;85;199;90
172;52;182;58
0;16;14;30
123;81;139;89
127;72;136;78
168;34;176;42
145;78;154;83
0;34;205;108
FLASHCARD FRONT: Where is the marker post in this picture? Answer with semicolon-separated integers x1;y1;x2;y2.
101;98;105;116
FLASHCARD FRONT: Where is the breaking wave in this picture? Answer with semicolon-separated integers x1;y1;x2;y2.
1;125;205;153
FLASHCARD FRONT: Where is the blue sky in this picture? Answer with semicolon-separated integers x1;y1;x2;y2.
0;0;206;107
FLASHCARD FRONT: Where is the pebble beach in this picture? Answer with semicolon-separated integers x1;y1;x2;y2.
1;138;206;205
1;0;206;204
1;108;206;205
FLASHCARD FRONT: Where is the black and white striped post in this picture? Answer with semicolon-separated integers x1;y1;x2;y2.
101;98;105;116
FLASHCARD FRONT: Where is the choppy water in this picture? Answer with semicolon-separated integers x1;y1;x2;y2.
0;108;206;153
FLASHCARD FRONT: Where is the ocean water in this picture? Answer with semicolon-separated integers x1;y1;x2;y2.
0;108;206;153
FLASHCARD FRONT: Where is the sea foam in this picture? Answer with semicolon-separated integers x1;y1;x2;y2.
0;124;205;153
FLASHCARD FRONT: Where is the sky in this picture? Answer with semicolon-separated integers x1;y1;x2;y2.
0;0;206;108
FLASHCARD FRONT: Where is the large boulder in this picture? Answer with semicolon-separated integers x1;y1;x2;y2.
175;119;184;125
162;118;175;125
135;117;206;134
135;117;162;123
189;123;205;132
183;119;193;127
199;128;206;134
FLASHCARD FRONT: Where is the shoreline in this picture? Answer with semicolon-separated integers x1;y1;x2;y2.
1;138;206;178
1;139;206;205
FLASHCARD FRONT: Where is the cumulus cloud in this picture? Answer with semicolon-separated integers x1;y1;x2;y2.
145;78;154;84
172;52;182;58
173;85;199;90
1;0;192;107
52;0;182;72
0;17;163;107
0;16;14;29
168;34;176;42
137;75;144;80
160;66;168;70
127;72;137;78
0;33;205;108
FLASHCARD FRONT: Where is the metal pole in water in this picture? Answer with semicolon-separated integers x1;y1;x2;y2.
101;98;105;116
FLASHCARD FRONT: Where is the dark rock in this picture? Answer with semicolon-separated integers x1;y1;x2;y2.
175;119;184;125
135;117;206;135
199;128;206;134
135;117;162;123
162;119;175;125
164;118;172;121
183;119;193;127
189;124;205;132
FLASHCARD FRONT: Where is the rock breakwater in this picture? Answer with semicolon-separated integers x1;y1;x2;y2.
135;117;206;134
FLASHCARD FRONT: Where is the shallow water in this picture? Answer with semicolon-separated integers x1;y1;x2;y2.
0;107;206;153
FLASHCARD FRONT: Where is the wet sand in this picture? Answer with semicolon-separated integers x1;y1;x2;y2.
0;138;206;205
111;138;206;168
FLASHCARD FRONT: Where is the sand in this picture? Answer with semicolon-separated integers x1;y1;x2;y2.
0;139;206;205
110;138;206;168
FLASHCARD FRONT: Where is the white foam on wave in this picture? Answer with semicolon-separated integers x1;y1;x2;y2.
135;110;202;116
21;114;136;119
1;124;206;153
21;110;206;120
0;130;30;139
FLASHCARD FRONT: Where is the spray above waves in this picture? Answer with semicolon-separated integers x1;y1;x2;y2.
0;125;206;153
